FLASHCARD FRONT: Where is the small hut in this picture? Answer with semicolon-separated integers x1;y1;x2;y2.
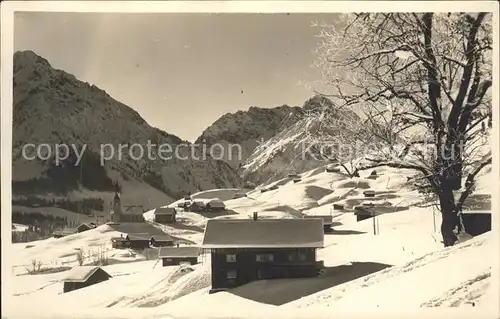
363;190;376;198
150;234;175;247
63;266;112;293
153;207;177;224
206;199;226;213
158;246;200;266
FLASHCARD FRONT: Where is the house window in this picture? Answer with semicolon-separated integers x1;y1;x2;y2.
227;270;237;279
226;254;236;262
256;254;274;262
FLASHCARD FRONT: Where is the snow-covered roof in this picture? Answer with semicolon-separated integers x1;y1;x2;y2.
154;207;176;215
126;233;151;241
151;234;174;242
207;198;225;208
63;266;111;283
202;218;324;249
158;246;200;258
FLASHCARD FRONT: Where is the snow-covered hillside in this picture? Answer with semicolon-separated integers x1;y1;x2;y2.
5;160;496;319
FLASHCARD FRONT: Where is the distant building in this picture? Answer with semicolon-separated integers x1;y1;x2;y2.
125;233;151;249
62;266;112;293
202;217;324;293
153;207;177;224
363;190;376;198
188;200;206;213
110;236;128;249
53;228;78;238
150;234;175;247
205;199;226;213
110;192;145;223
76;223;94;233
158;246;200;266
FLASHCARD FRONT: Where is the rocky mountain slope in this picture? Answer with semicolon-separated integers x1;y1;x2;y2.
241;95;361;184
12;50;243;210
195;105;303;168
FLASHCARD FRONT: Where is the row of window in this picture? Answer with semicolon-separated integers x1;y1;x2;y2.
225;252;307;263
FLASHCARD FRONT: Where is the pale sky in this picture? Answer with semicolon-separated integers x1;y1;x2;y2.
14;12;340;142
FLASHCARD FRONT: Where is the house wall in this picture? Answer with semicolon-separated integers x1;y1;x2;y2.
210;248;318;290
162;257;198;266
151;240;174;247
128;240;150;249
155;214;176;224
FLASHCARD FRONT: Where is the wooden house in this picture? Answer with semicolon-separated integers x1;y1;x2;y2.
53;228;78;238
206;199;226;213
188;200;206;213
332;203;345;210
150;234;175;247
326;166;341;173
363;190;376;198
153;207;177;224
77;223;94;233
158;246;200;266
111;236;128;249
201;217;325;293
62;266;112;293
125;233;151;249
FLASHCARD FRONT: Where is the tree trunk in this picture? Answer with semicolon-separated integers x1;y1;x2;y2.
438;184;459;247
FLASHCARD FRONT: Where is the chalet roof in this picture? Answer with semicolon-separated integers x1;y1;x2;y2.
151;234;174;242
62;228;77;235
207;199;225;208
126;233;151;241
158;246;200;258
154;207;176;215
201;218;324;249
111;237;127;242
63;266;111;283
108;222;166;237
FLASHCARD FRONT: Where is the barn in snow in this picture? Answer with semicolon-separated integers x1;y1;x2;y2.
62;266;112;293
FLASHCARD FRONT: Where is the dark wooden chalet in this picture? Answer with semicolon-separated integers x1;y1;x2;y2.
77;223;94;233
125;233;151;249
363;190;376;198
53;228;78;238
150;234;175;247
201;217;324;293
158;246;200;266
154;207;177;224
63;266;112;293
111;236;128;249
188;201;206;213
206;199;226;213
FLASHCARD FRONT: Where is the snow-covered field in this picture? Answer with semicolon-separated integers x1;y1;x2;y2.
4;163;497;318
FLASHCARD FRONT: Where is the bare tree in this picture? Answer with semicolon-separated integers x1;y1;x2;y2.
311;13;492;247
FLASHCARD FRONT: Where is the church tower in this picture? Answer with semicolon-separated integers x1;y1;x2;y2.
110;190;122;222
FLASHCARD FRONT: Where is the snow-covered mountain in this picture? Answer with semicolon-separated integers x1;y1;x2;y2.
12;50;243;209
195;104;303;168
241;95;361;184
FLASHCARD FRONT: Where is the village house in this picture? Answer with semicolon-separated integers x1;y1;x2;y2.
205;199;226;213
153;207;177;224
158;246;200;266
52;228;78;238
62;266;112;293
188;200;206;213
76;223;95;233
125;233;151;249
150;234;175;247
201;215;325;293
111;236;128;249
363;190;376;198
